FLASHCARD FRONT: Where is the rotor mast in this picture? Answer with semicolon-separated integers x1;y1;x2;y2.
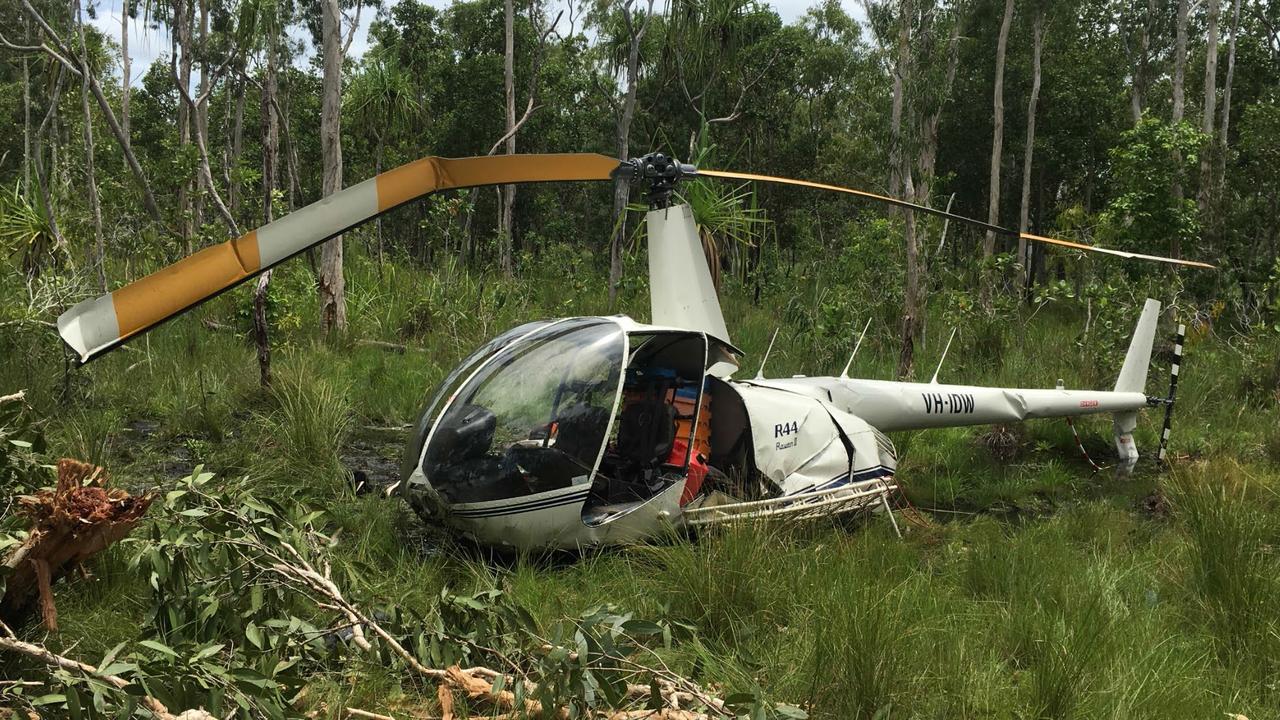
615;154;737;373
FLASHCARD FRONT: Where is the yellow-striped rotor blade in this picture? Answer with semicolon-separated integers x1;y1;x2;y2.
58;153;620;363
698;168;1216;270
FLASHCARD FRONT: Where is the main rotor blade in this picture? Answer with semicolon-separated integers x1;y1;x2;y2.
1019;232;1215;269
58;153;620;363
698;168;1216;270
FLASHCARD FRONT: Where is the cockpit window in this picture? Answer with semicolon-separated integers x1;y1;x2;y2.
423;319;624;505
400;320;551;485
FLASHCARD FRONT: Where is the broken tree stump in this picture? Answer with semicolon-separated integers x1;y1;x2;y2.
1;459;154;630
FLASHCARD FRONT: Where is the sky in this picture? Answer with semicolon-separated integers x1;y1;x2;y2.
87;0;866;87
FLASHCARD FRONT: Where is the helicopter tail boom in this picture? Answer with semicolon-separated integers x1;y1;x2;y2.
742;298;1167;466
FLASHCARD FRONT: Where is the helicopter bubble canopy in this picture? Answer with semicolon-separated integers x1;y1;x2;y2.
421;318;626;507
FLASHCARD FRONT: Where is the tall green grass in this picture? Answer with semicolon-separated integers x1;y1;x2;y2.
3;241;1278;719
253;356;354;494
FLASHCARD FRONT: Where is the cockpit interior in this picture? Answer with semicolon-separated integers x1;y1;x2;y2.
411;317;760;531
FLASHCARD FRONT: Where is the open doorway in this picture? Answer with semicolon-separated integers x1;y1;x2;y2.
582;332;707;526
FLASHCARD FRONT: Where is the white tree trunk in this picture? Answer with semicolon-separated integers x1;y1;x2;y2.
1130;0;1155;124
194;0;210;232
500;0;517;276
1170;0;1189;258
894;0;915;380
1197;0;1221;216
608;0;653;307
76;0;104;292
318;0;347;332
175;0;193;253
1216;0;1242;192
982;0;1015;269
888;0;909;198
1171;0;1188;125
229;77;245;216
255;29;281;389
1017;9;1044;290
120;1;129;141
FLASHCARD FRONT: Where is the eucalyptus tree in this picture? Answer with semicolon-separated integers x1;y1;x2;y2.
319;0;346;332
172;0;195;252
500;0;516;275
980;0;1014;287
121;0;131;140
898;0;965;378
1017;0;1049;291
589;0;657;306
1117;0;1176;124
1214;0;1242;197
1170;0;1188;257
240;0;297;386
74;0;105;291
13;0;161;222
1198;0;1222;218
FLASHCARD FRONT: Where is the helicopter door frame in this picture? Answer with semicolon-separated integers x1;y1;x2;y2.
580;328;708;529
581;327;706;529
584;325;630;490
618;328;710;474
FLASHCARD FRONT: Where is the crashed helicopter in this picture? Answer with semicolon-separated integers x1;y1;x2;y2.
56;152;1213;551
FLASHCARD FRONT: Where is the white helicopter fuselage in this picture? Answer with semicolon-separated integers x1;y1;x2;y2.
399;203;1166;551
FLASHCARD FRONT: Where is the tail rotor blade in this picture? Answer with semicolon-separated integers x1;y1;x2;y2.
698;168;1216;270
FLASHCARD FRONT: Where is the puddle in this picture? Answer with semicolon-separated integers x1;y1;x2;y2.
343;426;407;495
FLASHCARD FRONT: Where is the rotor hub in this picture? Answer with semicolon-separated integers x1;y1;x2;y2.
613;152;698;208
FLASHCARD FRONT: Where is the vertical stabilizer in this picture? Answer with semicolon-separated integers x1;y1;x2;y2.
1114;298;1161;393
1112;298;1161;467
647;204;732;345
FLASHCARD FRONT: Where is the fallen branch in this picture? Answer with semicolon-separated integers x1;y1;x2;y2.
0;632;211;720
346;709;397;720
355;339;425;354
253;528;729;718
168;481;740;720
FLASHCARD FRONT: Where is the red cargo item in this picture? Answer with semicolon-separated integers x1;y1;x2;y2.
669;439;708;505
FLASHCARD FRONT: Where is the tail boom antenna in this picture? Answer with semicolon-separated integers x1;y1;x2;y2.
930;327;958;385
840;317;872;378
755;328;780;380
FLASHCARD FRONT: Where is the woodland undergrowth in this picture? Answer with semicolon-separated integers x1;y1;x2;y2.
0;244;1278;719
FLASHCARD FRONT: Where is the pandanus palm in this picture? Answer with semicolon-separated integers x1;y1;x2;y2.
348;57;421;266
678;140;771;294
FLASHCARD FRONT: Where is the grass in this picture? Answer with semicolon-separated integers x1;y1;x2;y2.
2;241;1279;719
